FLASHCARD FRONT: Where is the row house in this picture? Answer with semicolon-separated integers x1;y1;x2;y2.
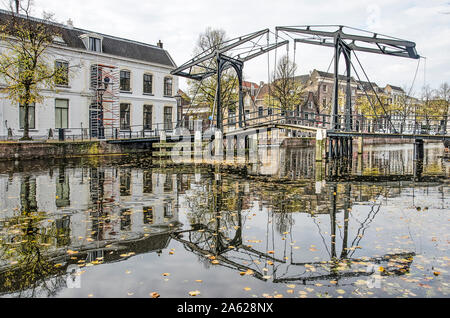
0;10;179;139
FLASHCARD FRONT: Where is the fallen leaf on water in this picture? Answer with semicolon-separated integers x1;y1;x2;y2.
189;290;201;296
195;280;203;283
434;271;441;276
150;292;160;298
244;287;251;291
287;290;294;294
287;284;295;289
274;294;283;298
211;260;220;264
244;269;254;276
162;273;170;276
337;289;345;294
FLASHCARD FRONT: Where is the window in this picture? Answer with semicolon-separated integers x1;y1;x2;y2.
143;207;153;224
164;202;173;218
55;61;69;86
120;103;131;130
56;169;70;208
120;209;131;231
90;64;103;89
164;77;173;96
164;106;172;130
143;105;153;130
322;98;327;107
143;171;152;193
19;103;35;129
228;111;236;125
89;37;101;52
323;85;327;92
143;73;153;94
164;174;173;192
55;99;69;129
258;107;264;117
120;70;131;92
120;170;131;196
268;108;273;115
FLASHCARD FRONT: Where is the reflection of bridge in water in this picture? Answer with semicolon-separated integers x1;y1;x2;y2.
0;150;447;295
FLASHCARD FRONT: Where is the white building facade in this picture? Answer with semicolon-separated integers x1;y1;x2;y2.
0;10;179;139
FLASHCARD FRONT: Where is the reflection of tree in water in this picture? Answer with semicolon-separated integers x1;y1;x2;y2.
0;176;66;297
182;176;245;268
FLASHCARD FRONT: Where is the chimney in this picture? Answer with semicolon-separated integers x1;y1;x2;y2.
66;19;74;29
157;40;163;49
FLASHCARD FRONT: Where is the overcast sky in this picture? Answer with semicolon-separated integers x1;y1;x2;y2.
3;0;449;95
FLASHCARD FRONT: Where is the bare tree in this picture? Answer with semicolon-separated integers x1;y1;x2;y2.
437;82;450;133
269;55;304;112
187;27;238;122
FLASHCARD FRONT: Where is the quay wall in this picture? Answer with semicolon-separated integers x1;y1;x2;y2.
0;140;154;161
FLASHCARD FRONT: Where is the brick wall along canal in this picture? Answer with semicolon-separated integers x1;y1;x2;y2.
0;143;448;298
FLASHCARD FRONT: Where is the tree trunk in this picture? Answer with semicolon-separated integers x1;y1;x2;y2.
21;87;32;141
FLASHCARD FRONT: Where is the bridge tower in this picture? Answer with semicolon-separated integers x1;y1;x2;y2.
276;25;420;159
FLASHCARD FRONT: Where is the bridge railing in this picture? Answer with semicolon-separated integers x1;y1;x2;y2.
223;107;448;136
223;107;333;131
0;120;210;142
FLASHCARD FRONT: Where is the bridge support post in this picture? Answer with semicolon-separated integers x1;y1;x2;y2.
414;138;424;161
159;130;166;143
249;132;258;164
316;129;327;162
194;130;202;162
358;136;363;154
214;130;224;161
225;134;235;163
357;151;363;175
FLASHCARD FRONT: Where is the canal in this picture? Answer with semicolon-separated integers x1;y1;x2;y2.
0;142;448;298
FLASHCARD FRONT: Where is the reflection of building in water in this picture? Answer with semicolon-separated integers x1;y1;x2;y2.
0;167;180;257
363;143;444;175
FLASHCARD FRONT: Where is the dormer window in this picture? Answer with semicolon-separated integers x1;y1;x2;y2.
89;37;101;52
80;33;103;53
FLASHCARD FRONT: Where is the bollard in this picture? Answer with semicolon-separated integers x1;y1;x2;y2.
58;128;65;141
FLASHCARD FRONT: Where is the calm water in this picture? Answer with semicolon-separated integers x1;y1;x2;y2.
0;143;448;298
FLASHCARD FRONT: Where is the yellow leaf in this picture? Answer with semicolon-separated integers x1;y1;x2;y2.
150;292;160;298
189;290;201;296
